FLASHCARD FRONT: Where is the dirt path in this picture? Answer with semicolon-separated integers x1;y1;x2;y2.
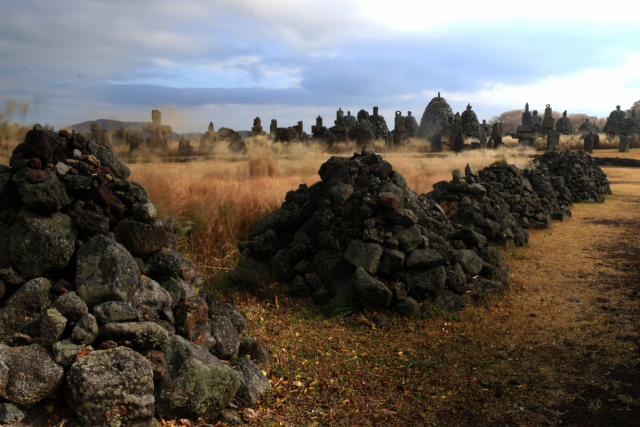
238;167;640;427
476;166;640;426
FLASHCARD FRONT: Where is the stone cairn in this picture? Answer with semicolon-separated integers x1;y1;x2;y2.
404;111;419;138
460;104;482;138
603;105;640;137
177;136;195;157
328;108;350;143
513;103;537;146
427;163;571;247
578;118;597;135
534;150;612;203
199;121;218;154
142;110;171;153
249;117;267;138
555;110;575;135
217;127;246;153
311;115;328;140
348;110;375;149
418;92;454;139
230;147;512;317
368;107;390;141
0;125;271;426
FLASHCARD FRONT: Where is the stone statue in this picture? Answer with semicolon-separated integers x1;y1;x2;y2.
563;110;567;118
270;119;277;135
542;104;555;132
522;103;532;126
142;110;171;152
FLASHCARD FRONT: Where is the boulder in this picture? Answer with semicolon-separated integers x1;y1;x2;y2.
156;335;241;422
9;209;76;279
39;308;67;347
87;141;131;179
66;347;154;427
12;169;71;214
352;268;392;310
457;250;484;276
0;403;25;424
393;297;422;317
210;315;241;360
0;343;64;407
0;278;51;345
343;240;384;274
402;266;447;300
75;234;143;308
233;357;271;407
99;322;169;350
53;291;88;322
71;313;99;345
93;301;143;324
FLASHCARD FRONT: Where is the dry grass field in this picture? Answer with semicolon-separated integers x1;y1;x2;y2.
129;146;640;426
2;128;640;426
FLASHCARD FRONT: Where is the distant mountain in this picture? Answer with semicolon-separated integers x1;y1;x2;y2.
64;119;185;139
64;119;251;140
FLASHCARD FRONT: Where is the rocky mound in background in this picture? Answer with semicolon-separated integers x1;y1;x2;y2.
418;94;455;139
555;115;575;135
534;150;612;203
460;105;482;138
0;125;270;426
230;147;511;317
425;162;572;247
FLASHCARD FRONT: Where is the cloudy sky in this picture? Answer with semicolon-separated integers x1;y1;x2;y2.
2;0;640;133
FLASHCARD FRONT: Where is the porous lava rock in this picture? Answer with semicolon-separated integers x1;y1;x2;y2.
533;149;612;203
0;125;271;425
418;94;455;139
231;147;512;315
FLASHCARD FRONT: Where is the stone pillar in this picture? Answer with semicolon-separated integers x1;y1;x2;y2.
431;132;442;152
584;132;594;153
619;135;630;152
152;110;162;128
297;121;303;140
522;103;532;126
479;136;487;150
394;111;405;131
453;128;464;153
594;133;600;150
547;133;560;151
316;116;322;127
373;106;379;116
270;119;277;135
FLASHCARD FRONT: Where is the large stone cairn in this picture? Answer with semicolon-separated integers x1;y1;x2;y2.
368;107;390;140
418;92;454;139
426;163;571;247
0;125;271;426
514;103;537;146
142;110;171;153
603;105;640;137
555;110;575;134
578;118;597;135
404;111;419;138
199;121;218;154
460;104;482;138
534;150;612;203
230;147;512;317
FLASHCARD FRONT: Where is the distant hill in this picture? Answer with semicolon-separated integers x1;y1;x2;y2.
64;119;251;140
64;119;186;139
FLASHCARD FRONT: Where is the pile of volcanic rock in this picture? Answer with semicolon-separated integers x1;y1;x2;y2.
425;163;572;247
555;113;575;135
534;149;612;203
230;147;511;318
0;125;270;426
460;105;482;138
418;94;455;139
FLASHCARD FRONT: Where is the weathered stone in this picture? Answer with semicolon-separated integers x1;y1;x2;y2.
343;240;383;274
12;169;71;215
405;249;444;269
0;343;64;407
51;339;94;367
113;219;175;258
87;141;131;179
352;268;392;310
0;278;51;345
210;315;241;360
435;290;466;312
9;209;76;279
237;336;272;373
66;347;154;427
233;357;271;407
71;313;99;345
456;250;484;276
328;183;353;204
158;277;197;309
75;234;142;308
393;297;422;317
402;266;446;300
0;402;25;424
156;335;241;422
140;276;172;318
397;226;422;254
39;308;67;347
100;321;169;350
142;349;167;381
93;301;143;324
